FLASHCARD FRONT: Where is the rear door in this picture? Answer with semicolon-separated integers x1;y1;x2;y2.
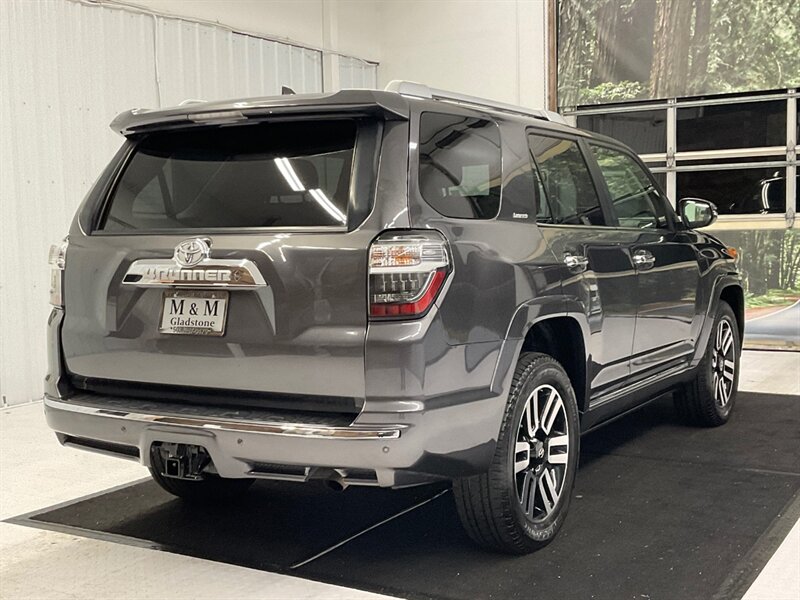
528;132;638;397
61;118;392;403
586;142;700;377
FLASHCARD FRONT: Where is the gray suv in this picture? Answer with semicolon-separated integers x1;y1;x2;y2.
46;81;743;554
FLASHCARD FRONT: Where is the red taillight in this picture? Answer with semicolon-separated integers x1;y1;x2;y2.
368;232;450;320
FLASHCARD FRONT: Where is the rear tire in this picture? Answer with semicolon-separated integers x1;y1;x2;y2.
674;301;740;427
452;352;580;554
149;468;254;503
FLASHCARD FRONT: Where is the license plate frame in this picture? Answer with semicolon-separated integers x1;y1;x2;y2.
159;290;229;337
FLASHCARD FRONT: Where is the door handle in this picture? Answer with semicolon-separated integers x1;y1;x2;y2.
563;252;589;271
632;249;656;269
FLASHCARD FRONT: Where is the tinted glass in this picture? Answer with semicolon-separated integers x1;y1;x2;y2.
590;145;668;229
101;121;356;231
677;101;786;151
577;110;667;154
501;156;551;222
418;112;502;219
677;168;797;214
528;135;606;226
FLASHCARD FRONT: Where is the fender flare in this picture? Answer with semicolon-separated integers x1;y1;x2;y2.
491;296;590;399
695;274;744;364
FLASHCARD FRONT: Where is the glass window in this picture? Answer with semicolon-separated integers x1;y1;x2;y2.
528;135;606;226
418;112;502;219
677;100;786;151
101;120;356;231
501;157;551;222
677;168;797;215
590;145;668;229
577;110;667;154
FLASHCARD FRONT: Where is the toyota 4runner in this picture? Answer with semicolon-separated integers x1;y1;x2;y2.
45;81;743;554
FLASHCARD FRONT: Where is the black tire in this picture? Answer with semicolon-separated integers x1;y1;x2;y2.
674;301;740;427
452;352;580;554
149;468;254;503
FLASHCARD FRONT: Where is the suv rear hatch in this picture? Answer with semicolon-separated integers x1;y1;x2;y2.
60;109;399;409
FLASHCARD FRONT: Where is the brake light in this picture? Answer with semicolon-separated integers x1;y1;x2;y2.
48;238;68;307
368;232;450;319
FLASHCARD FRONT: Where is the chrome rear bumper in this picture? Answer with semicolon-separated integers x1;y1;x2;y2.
45;396;401;440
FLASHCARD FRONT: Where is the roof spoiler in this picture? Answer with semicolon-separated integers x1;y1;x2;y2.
110;90;410;136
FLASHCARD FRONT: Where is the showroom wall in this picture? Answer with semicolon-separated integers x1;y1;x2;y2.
376;0;549;109
0;0;379;406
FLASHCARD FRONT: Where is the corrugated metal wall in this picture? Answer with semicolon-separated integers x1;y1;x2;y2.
0;0;377;406
339;55;378;89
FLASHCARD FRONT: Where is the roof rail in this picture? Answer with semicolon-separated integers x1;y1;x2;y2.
384;80;568;125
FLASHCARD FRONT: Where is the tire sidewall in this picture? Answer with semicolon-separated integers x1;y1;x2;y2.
503;358;580;543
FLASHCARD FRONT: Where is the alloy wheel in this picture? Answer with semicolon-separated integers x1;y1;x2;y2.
514;384;570;522
710;318;736;408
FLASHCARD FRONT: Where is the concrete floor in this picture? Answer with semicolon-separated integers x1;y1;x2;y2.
1;350;798;600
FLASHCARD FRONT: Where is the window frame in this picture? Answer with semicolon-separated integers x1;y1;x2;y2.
584;139;677;232
525;127;616;229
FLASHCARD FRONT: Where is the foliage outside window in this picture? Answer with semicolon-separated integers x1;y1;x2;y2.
558;0;800;108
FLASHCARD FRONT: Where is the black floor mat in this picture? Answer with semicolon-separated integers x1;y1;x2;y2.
10;392;800;600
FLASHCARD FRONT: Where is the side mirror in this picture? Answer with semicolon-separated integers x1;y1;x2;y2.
678;197;718;229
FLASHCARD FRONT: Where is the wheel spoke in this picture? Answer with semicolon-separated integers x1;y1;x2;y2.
723;359;735;382
722;326;733;355
538;467;559;516
717;377;728;406
547;434;569;465
515;441;531;474
518;470;536;516
541;391;563;435
522;398;535;439
530;390;541;434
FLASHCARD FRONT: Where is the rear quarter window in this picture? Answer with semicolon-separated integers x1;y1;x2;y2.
417;112;502;219
99;120;356;231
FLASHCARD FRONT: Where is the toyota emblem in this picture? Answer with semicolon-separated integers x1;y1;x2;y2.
173;238;211;267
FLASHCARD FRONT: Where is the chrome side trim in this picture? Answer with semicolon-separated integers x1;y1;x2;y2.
45;397;402;440
588;363;690;410
123;258;267;288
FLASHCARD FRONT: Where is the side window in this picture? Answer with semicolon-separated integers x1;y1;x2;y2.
501;156;552;222
589;144;669;229
418;112;502;219
528;134;606;226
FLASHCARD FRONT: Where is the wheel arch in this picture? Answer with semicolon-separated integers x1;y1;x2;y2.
520;316;588;413
719;284;745;341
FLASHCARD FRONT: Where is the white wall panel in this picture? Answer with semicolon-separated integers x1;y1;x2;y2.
0;0;324;406
156;18;322;105
339;56;377;90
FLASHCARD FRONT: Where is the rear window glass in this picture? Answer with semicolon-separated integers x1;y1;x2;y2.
100;120;356;231
418;112;502;219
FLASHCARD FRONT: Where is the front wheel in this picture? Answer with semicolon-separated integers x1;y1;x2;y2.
674;301;740;427
453;352;580;554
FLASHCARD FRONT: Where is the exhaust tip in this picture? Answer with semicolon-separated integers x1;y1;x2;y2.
326;477;348;492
